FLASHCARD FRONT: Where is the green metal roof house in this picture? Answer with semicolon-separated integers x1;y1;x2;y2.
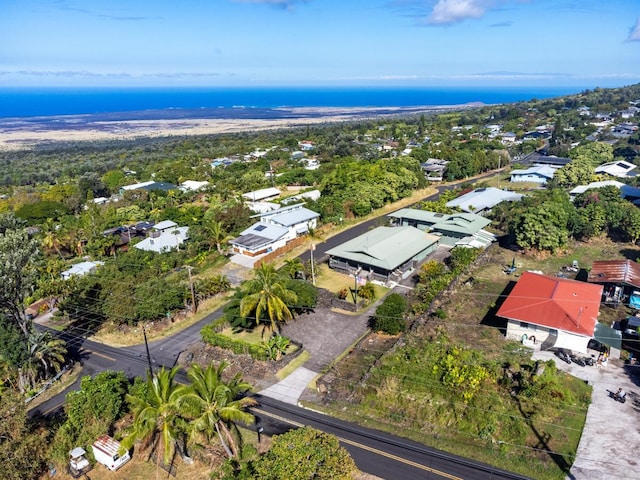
388;209;495;247
326;226;440;284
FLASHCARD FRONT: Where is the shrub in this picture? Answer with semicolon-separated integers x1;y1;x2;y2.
370;293;407;334
201;324;269;360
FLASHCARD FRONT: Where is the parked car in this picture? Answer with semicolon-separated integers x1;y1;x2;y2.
92;435;130;471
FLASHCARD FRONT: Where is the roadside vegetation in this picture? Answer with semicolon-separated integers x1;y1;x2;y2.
1;83;639;479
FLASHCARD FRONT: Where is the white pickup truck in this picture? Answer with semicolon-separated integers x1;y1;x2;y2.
92;435;131;471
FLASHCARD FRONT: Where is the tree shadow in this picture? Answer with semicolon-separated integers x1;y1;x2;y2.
515;397;576;479
480;280;517;334
618;248;640;262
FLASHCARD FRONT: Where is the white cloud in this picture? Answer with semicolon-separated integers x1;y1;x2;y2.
427;0;488;24
627;17;640;42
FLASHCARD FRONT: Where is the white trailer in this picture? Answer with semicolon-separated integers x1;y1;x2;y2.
92;435;131;471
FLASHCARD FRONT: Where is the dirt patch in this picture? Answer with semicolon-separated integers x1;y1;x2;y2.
178;343;281;391
303;332;400;405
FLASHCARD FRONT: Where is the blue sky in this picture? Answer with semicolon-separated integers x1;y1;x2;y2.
1;0;639;88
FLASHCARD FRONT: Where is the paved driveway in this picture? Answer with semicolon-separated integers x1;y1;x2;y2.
532;350;640;479
280;301;377;372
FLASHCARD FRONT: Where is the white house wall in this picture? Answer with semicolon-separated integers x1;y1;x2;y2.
506;320;552;347
506;320;590;353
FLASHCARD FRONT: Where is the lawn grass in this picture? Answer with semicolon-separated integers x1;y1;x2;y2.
315;264;389;301
315;236;632;480
50;450;214;480
276;350;310;380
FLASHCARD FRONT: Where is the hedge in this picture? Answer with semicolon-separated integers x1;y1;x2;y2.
201;324;269;360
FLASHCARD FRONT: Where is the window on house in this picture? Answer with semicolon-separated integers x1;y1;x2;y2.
519;322;529;328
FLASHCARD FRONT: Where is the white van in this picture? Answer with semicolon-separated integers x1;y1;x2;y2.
92;435;131;471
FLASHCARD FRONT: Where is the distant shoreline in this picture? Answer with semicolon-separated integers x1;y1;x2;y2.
0;104;477;151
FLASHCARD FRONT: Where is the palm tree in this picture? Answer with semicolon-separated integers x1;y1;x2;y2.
26;330;67;382
121;367;189;467
178;362;256;458
41;219;65;260
205;219;231;255
282;257;304;279
240;263;297;335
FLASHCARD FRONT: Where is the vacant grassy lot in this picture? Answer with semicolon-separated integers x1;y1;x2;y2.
313;236;636;480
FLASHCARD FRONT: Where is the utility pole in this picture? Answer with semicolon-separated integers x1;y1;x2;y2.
310;243;316;285
143;324;153;378
186;265;197;313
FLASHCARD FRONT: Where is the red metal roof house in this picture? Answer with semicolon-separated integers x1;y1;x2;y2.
497;271;603;353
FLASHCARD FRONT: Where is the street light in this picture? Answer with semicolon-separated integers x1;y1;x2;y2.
257;426;264;444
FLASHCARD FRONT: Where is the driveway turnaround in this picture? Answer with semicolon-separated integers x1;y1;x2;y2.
258;297;380;404
532;350;640;480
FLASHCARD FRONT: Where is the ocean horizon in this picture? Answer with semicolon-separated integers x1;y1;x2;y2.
0;85;586;119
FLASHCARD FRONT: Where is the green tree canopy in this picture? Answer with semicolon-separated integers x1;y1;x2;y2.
252;427;356;480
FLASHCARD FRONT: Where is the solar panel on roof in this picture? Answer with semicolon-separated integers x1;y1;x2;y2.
254;225;267;231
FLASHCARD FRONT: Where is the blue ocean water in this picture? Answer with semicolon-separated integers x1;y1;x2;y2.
0;86;584;118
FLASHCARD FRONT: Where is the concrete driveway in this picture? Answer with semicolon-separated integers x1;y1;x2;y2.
532;350;640;479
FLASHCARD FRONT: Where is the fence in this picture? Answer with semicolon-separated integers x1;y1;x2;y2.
254;236;307;268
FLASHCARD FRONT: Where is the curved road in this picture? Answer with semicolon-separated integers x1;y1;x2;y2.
30;170;524;480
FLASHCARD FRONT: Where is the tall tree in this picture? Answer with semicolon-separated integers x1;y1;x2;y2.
239;263;297;335
178;362;256;458
0;214;40;339
121;367;189;467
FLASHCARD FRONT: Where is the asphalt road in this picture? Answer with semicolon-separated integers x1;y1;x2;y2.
254;396;529;480
30;170;524;479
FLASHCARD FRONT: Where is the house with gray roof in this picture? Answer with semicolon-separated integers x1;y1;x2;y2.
133;226;189;254
326;226;440;284
61;261;104;280
120;181;177;194
388;209;495;248
595;160;637;178
446;187;523;215
231;203;320;257
258;203;319;236
229;222;290;257
510;165;556;184
519;152;571;167
569;180;626;199
242;187;281;202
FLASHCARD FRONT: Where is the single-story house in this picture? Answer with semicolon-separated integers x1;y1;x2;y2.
520;152;571;167
246;201;280;214
210;157;236;169
257;203;319;236
326;226;440;284
229;222;290;257
242;187;281;202
282;189;321;204
61;261;104;280
497;271;603;353
595;160;637;178
179;180;210;192
119;181;177;194
387;209;495;247
587;259;640;306
153;220;178;232
446;187;524;215
133;225;189;253
510;165;556;184
569;180;625;198
420;159;449;181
